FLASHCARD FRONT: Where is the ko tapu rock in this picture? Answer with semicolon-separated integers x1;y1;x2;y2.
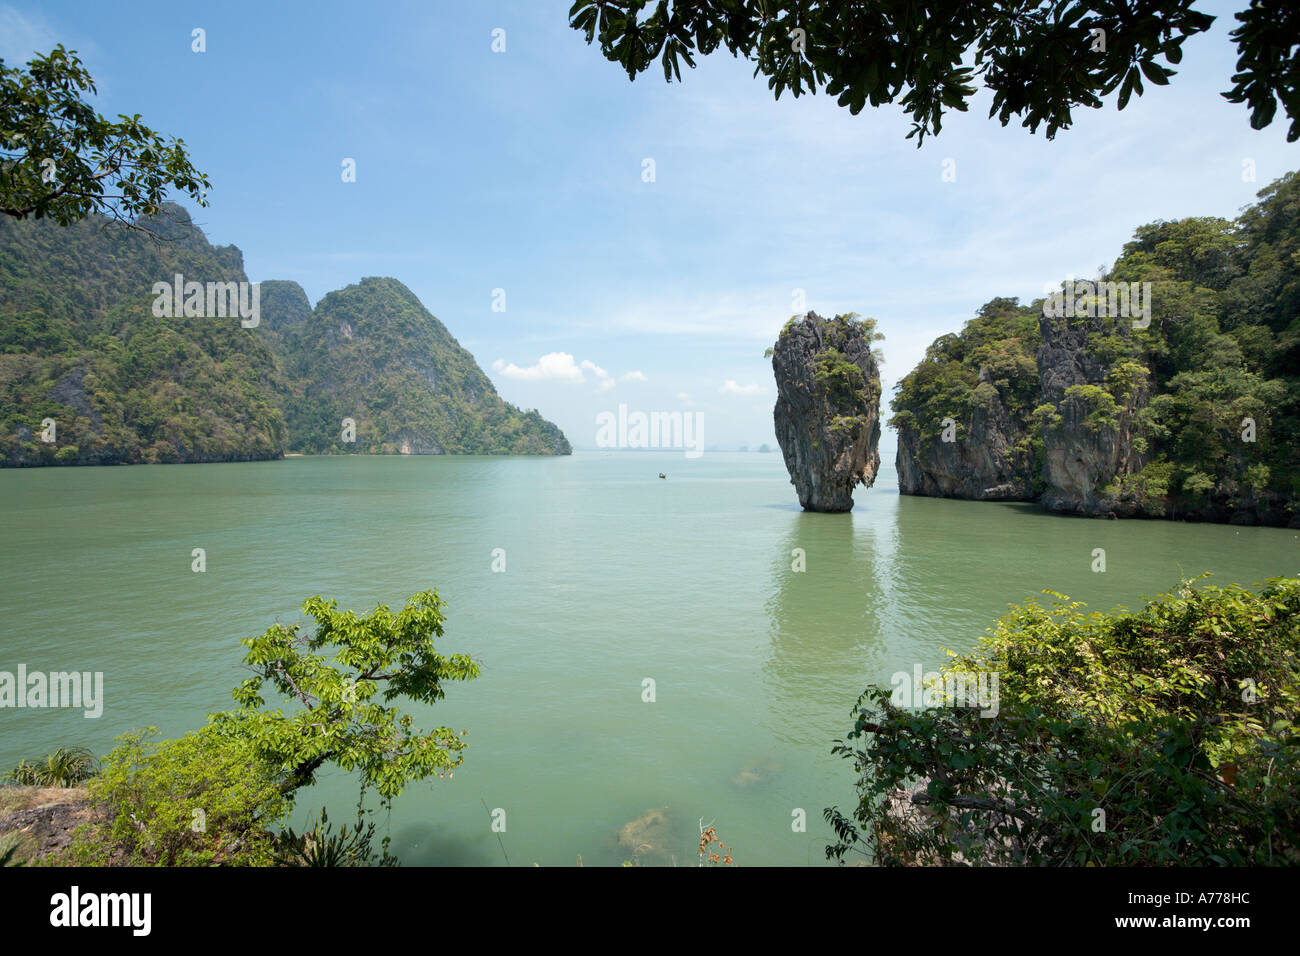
770;311;883;512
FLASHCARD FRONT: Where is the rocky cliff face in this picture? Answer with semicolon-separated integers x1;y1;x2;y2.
896;365;1035;500
1036;314;1149;518
894;311;1151;518
772;312;882;512
0;205;286;466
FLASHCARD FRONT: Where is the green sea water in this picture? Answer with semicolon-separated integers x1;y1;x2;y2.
1;452;1295;865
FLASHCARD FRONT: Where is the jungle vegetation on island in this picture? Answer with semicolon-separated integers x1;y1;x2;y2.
890;172;1300;524
0;206;571;465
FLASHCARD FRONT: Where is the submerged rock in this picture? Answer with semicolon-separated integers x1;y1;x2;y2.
771;312;882;512
731;757;781;788
616;807;674;864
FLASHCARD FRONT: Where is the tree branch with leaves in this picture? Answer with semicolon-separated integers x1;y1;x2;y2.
0;45;210;231
570;1;1298;143
221;589;481;800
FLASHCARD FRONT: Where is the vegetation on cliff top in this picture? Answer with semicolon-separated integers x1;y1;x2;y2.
890;296;1039;461
890;171;1300;520
773;311;885;409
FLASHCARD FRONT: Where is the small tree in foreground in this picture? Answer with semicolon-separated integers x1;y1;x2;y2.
70;589;478;865
221;589;480;799
71;726;288;866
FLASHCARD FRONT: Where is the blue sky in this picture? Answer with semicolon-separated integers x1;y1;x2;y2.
2;0;1294;454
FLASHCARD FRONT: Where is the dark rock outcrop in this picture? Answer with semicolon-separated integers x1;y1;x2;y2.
896;365;1035;501
0;788;98;863
1036;313;1149;518
771;312;882;512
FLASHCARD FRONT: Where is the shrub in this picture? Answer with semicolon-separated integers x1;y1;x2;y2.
70;725;288;866
826;575;1300;865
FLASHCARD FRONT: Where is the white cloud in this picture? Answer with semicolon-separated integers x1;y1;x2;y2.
492;352;585;384
577;360;615;390
719;380;764;396
492;353;642;390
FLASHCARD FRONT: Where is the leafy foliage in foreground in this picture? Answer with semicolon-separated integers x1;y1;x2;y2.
272;805;396;867
65;589;478;866
221;589;480;799
1;46;210;228
71;726;288;866
826;575;1300;865
569;1;1298;144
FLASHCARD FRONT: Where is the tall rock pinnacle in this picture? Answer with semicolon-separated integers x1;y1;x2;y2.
771;311;883;512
